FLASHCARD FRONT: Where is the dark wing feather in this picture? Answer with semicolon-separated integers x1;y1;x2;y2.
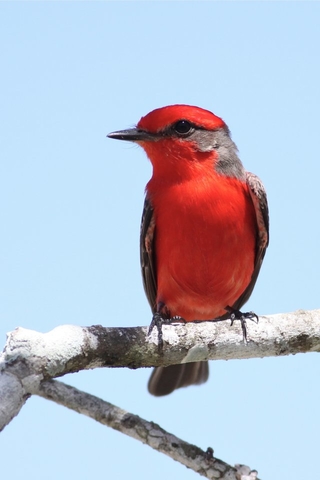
140;196;157;314
232;172;269;311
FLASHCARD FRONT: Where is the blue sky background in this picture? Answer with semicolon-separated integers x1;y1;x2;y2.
1;2;320;479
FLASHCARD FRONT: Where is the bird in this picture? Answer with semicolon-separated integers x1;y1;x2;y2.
108;104;269;396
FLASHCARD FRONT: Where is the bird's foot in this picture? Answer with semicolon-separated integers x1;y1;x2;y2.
148;312;185;353
225;306;259;342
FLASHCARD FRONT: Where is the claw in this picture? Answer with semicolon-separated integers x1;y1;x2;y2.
148;312;164;352
225;306;259;342
148;313;185;353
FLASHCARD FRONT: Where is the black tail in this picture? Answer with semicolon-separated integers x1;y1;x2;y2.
148;361;209;396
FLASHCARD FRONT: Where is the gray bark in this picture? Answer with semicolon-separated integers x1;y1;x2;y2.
1;308;319;478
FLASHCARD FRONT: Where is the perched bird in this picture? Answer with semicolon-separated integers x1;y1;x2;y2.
108;105;269;396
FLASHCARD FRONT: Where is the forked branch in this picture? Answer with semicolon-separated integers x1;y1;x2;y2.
1;308;319;478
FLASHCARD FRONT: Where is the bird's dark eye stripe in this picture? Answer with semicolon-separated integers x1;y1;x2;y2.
173;120;193;135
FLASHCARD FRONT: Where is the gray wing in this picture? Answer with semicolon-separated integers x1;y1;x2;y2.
232;171;269;310
140;196;157;314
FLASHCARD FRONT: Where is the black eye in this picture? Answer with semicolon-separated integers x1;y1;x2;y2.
173;120;192;135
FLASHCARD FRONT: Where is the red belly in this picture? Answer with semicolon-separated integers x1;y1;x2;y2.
149;176;257;320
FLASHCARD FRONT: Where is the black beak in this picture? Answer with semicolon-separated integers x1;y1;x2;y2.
107;128;156;142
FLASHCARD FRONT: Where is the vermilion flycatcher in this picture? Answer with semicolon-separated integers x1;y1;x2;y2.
108;105;269;396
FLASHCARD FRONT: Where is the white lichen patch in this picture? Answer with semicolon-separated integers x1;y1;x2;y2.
4;325;99;377
181;344;209;363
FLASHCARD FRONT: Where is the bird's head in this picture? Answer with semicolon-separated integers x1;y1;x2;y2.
108;105;244;182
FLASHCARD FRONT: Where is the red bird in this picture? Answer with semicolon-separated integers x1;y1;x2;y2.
108;105;269;396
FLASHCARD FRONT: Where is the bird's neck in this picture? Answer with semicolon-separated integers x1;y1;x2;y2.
149;158;221;190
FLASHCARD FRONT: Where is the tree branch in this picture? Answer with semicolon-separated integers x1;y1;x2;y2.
34;379;259;480
2;309;319;381
1;308;319;477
